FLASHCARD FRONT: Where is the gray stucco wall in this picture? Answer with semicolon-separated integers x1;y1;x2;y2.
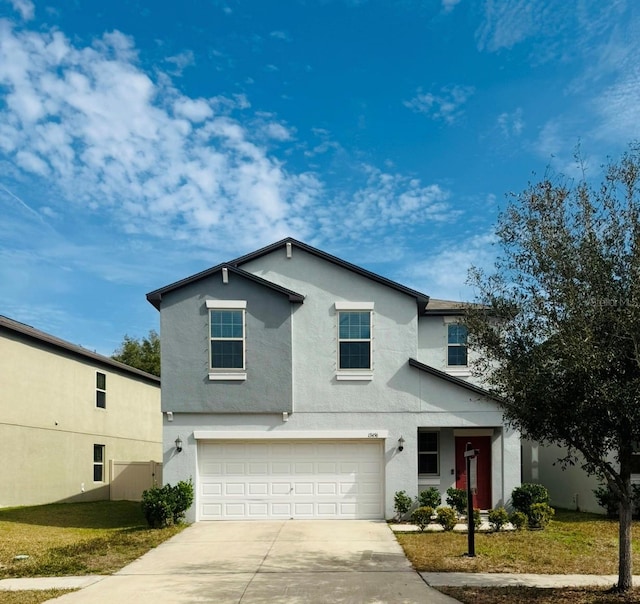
160;271;294;413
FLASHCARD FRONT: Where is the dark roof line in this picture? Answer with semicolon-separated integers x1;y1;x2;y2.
146;263;306;310
230;237;430;314
407;358;502;401
0;315;160;384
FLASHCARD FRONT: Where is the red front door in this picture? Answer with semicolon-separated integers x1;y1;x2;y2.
455;436;491;510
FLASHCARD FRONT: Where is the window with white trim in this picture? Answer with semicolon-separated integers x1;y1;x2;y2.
447;323;468;366
93;444;105;482
335;302;374;373
96;372;106;408
206;300;247;379
418;431;439;475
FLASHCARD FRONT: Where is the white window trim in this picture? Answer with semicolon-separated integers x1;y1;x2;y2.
93;444;105;483
207;300;247;378
96;372;106;409
206;299;247;309
335;302;374;380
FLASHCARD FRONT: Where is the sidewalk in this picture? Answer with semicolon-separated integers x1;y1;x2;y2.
2;572;638;592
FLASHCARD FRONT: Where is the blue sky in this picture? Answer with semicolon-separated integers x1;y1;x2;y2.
1;0;638;356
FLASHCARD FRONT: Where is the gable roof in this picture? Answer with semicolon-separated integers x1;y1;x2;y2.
408;358;502;401
146;263;306;310
147;237;430;314
0;315;160;385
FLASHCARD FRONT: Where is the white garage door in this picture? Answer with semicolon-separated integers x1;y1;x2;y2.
198;440;384;520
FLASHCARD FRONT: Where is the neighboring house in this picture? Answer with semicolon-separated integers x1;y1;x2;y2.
521;441;631;514
147;238;520;522
0;315;162;507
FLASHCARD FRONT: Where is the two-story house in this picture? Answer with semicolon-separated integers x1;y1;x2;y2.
0;315;162;507
147;238;520;522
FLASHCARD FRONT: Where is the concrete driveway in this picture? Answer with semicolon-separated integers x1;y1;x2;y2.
51;520;458;603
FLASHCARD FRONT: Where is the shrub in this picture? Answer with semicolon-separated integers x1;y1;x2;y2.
418;487;441;509
488;507;509;532
171;479;194;523
141;485;173;528
171;480;193;522
528;502;555;529
509;510;527;530
436;506;458;531
472;508;482;531
141;479;195;528
511;483;549;517
394;490;413;521
593;483;640;519
411;506;434;531
446;487;468;516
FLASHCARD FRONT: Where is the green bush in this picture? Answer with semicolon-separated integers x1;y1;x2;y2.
171;479;194;523
418;487;441;508
593;484;640;519
411;506;434;531
528;502;555;529
394;490;413;521
488;507;509;532
436;506;458;531
508;510;527;530
445;487;467;516
472;508;482;531
141;485;173;528
141;479;195;528
511;483;549;517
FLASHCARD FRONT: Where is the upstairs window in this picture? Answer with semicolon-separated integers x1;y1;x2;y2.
338;310;372;369
418;431;439;475
96;372;106;408
206;300;247;378
447;323;468;366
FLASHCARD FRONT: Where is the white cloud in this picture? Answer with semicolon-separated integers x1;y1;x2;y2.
8;0;34;20
404;85;474;124
403;232;497;301
442;0;461;13
165;50;195;76
497;108;524;138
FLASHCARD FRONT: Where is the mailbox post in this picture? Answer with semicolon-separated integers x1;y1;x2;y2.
464;442;479;557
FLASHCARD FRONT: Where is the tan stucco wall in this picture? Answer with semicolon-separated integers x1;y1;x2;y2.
0;330;162;507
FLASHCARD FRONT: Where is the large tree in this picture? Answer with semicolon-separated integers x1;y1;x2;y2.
112;329;160;377
466;146;640;592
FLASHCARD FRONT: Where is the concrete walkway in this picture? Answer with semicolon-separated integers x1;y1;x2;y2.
421;572;634;588
2;520;456;603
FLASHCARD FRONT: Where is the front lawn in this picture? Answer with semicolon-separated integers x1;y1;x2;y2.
0;501;184;578
396;509;640;574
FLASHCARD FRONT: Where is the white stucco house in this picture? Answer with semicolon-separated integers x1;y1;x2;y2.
147;238;521;522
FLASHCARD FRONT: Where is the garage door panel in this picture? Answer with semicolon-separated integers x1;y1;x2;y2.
198;440;384;520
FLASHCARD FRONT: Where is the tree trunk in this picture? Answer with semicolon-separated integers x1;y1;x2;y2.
617;478;633;591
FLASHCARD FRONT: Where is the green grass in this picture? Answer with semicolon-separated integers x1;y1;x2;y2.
0;591;75;604
0;501;184;578
396;509;637;574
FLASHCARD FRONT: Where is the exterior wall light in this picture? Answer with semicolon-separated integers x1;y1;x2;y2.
175;436;183;453
398;436;405;452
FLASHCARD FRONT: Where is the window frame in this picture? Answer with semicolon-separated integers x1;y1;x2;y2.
418;430;440;476
96;372;106;409
206;300;247;380
93;444;105;482
446;322;468;368
335;302;374;381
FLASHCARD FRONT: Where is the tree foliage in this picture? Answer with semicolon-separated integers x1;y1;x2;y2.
112;330;160;376
466;145;640;591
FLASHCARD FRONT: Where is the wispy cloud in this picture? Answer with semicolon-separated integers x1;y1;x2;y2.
404;85;474;124
0;19;458;261
165;50;195;76
441;0;461;13
7;0;34;20
497;108;524;138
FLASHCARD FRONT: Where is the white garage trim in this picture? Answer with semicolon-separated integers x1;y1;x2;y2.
197;439;385;520
194;430;388;440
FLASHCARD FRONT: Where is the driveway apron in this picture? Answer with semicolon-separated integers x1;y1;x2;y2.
50;520;458;603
